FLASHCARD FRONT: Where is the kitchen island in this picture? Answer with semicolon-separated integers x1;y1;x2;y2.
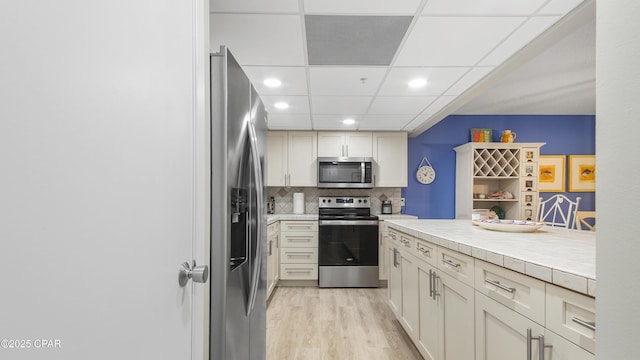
385;219;595;296
384;219;596;359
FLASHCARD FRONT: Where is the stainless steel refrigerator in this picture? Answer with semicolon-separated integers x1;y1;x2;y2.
210;47;267;360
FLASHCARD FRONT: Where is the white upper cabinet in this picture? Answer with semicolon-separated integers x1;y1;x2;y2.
267;131;317;187
317;131;373;157
373;132;408;187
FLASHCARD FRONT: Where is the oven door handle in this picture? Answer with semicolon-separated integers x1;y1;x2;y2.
319;220;379;226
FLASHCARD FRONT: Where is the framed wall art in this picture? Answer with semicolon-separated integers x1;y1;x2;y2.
539;155;565;192
569;155;595;192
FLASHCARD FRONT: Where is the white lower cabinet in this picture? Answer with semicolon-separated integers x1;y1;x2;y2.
543;329;595;360
387;227;595;360
378;221;389;280
387;239;402;318
476;292;544;360
418;261;475;360
279;220;318;280
400;248;419;336
417;263;438;360
266;222;280;299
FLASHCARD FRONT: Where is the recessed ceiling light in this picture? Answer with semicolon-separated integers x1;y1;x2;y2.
408;78;427;88
342;118;356;125
274;102;289;110
264;78;282;88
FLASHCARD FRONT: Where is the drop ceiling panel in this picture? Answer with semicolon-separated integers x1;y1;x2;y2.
359;115;415;130
394;16;526;66
305;15;412;65
368;96;437;115
422;0;548;16
244;66;308;96
378;67;470;96
261;95;310;114
312;115;360;130
311;96;372;114
421;96;457;114
210;14;305;66
303;0;422;14
210;0;299;13
268;114;312;130
308;67;387;95
539;0;585;15
446;67;494;95
480;16;561;66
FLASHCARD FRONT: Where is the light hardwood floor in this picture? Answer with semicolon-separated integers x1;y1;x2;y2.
267;286;423;360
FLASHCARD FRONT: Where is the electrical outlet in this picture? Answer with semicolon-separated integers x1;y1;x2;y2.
399;198;405;206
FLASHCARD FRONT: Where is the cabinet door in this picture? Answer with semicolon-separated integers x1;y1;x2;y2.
387;246;402;318
543;329;594;360
288;131;317;186
439;271;475;360
317;132;345;157
344;132;372;157
267;131;287;186
373;132;407;187
400;250;419;338
476;292;544;360
417;263;438;360
379;229;388;280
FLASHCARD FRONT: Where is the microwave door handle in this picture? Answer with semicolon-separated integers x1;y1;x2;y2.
361;162;365;183
246;122;264;316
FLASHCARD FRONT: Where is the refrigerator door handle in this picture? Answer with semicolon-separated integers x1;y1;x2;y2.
246;121;264;316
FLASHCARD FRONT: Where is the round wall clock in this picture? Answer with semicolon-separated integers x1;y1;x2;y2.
416;156;436;184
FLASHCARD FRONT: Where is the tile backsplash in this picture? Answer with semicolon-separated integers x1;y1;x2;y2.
267;187;403;215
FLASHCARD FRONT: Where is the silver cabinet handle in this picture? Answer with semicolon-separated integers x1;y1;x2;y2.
430;269;440;300
572;317;596;331
527;328;552;360
393;248;399;267
268;240;272;256
442;259;461;268
178;261;209;287
418;246;430;256
485;278;516;293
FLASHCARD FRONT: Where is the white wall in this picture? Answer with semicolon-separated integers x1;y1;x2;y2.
596;1;640;358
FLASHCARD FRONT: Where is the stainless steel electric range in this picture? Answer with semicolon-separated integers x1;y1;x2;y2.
318;196;379;288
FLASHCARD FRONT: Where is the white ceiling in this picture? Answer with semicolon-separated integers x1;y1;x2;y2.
210;0;593;135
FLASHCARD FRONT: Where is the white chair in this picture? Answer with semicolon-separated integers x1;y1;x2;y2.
576;211;596;231
537;195;582;229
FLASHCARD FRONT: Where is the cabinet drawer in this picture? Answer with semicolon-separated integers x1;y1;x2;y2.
520;206;537;221
388;229;400;245
279;264;318;280
520;148;539;163
280;232;318;247
399;233;414;250
280;247;318;264
521;177;538;192
281;220;318;232
521;162;537;178
437;247;474;287
546;284;596;354
475;260;546;325
267;222;279;236
414;238;437;267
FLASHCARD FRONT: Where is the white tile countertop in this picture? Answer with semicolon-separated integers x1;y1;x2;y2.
385;219;596;297
267;214;318;225
378;214;418;220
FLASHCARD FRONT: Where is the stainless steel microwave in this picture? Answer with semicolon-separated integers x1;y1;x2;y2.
317;157;374;189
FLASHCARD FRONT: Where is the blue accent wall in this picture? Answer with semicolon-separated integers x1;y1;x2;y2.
402;115;596;219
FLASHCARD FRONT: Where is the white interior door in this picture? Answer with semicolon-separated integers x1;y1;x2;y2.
0;1;208;359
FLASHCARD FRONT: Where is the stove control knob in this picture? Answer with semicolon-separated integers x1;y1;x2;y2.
328;199;332;203
363;199;368;203
322;199;326;203
358;199;362;203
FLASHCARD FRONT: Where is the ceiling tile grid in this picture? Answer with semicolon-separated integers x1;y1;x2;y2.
209;0;589;133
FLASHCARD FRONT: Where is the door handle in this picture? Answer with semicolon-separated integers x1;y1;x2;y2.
246;122;264;316
178;261;209;287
